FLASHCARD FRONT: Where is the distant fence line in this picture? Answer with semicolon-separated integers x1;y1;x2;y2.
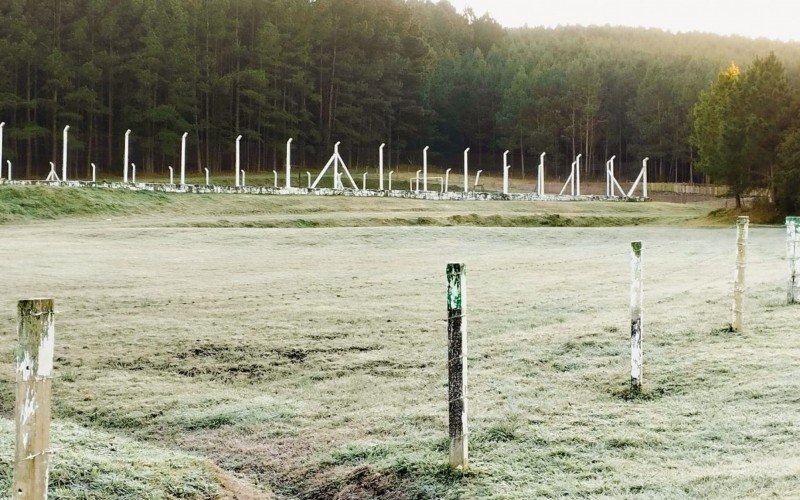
0;179;645;203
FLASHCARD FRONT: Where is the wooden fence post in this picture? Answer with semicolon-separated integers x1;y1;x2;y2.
788;217;799;304
731;216;749;332
630;242;643;392
14;299;55;500
446;263;468;469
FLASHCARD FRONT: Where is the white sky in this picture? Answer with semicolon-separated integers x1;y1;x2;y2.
446;0;800;42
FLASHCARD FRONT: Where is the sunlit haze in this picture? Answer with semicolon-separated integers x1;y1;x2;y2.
447;0;800;42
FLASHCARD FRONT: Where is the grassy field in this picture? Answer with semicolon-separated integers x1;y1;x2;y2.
0;187;797;498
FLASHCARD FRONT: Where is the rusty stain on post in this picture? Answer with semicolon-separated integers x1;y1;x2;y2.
446;263;467;470
630;242;643;392
14;298;55;500
730;216;748;332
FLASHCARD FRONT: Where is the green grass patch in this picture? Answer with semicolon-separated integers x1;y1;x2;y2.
0;419;220;498
0;186;170;223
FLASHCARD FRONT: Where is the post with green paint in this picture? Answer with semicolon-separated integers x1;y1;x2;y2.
14;299;55;500
730;216;749;332
446;263;468;469
787;217;799;304
630;242;643;392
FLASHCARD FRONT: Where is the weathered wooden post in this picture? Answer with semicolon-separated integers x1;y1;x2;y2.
446;263;468;470
630;242;643;392
730;216;749;332
14;299;55;500
62;125;70;182
787;217;799;304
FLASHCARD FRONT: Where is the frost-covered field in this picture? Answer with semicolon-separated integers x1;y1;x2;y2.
0;194;797;498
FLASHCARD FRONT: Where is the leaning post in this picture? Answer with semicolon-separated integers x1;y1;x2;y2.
787;216;799;304
14;299;55;500
630;242;643;392
446;263;468;470
731;216;749;332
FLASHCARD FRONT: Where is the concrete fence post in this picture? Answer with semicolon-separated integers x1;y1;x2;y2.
235;135;242;187
503;150;510;195
285;138;293;188
446;263;468;470
62;125;70;182
731;216;749;332
123;129;130;183
241;170;246;188
204;168;210;186
131;163;136;184
423;146;429;191
14;299;55;500
787;217;799;304
273;170;278;188
0;122;4;178
388;171;394;191
306;171;311;188
444;168;451;192
180;132;188;186
463;148;470;193
7;160;12;181
630;242;643;392
362;172;367;191
91;163;96;183
168;166;173;185
379;143;385;190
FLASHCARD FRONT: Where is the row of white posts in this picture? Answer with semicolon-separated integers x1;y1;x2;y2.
7;125;648;197
7;217;798;493
447;215;798;469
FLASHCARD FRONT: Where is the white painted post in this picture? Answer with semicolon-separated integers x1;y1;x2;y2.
362;172;367;190
62;125;70;182
7;160;12;181
168;166;173;185
630;242;643;393
337;172;344;190
123;129;130;183
423;146;429;191
180;132;188;186
786;217;799;304
379;143;385;190
14;298;55;500
415;169;421;191
204;167;210;186
235;135;242;187
538;152;545;196
388;170;394;191
241;170;246;187
575;153;582;196
463;148;470;193
445;168;451;192
569;161;576;196
91;163;96;183
333;141;341;189
286;138;293;188
131;163;136;184
273;170;278;188
474;170;483;190
731;216;749;332
446;263;468;470
0;122;4;179
503;150;510;195
642;157;649;198
306;171;311;188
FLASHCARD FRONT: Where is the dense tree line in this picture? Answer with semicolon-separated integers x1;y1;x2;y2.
692;55;800;212
1;0;800;186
